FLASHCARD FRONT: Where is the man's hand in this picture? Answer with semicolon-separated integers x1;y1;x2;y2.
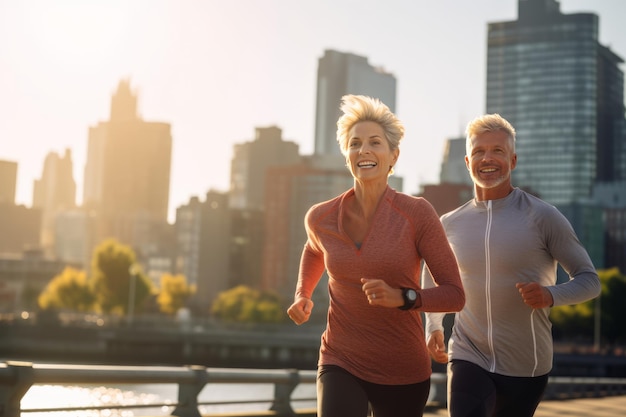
287;297;314;325
516;282;554;309
427;330;448;363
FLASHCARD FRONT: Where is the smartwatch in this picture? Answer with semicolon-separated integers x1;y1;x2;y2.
399;288;418;310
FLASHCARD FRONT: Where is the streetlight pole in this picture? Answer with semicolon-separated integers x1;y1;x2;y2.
128;264;139;326
593;292;601;352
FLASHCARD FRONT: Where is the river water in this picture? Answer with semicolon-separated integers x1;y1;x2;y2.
21;383;317;416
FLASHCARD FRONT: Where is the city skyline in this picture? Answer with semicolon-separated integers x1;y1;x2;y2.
1;0;625;223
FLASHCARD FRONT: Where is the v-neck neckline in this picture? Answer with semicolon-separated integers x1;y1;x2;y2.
339;187;388;250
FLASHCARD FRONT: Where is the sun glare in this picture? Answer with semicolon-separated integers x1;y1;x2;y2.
19;2;132;74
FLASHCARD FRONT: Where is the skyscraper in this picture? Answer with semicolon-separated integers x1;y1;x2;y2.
83;80;172;259
439;137;473;187
33;149;76;254
229;126;301;210
314;49;397;157
486;0;626;206
0;160;17;205
262;156;354;316
0;160;41;256
175;190;230;308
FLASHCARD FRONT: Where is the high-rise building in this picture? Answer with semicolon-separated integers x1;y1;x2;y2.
33;149;76;254
262;156;354;317
486;0;626;206
175;190;230;309
229;207;265;290
229;126;301;210
592;182;626;273
314;49;397;157
0;160;17;205
0;248;75;311
0;205;41;255
54;209;96;268
439;137;473;187
83;80;172;262
33;149;76;211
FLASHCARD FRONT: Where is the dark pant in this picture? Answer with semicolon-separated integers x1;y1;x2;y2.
317;364;430;417
447;359;549;417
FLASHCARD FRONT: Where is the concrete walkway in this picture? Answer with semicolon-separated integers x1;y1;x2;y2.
423;395;626;416
210;395;626;416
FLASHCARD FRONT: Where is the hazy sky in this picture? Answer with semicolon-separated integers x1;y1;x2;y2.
1;0;625;223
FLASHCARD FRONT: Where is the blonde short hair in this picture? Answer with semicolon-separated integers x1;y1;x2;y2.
336;94;405;156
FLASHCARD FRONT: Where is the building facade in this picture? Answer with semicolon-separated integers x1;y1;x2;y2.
314;49;397;158
439;137;473;187
0;160;17;205
175;191;231;310
83;80;173;266
229;126;301;211
0;205;41;256
592;182;626;274
262;156;354;317
33;149;76;255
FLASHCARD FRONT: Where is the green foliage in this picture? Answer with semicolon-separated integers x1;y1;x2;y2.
38;239;155;316
597;268;626;343
157;273;195;315
211;285;286;324
551;268;626;344
551;302;594;338
90;239;153;314
38;267;96;312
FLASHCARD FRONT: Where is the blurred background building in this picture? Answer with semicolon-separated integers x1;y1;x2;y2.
32;149;76;257
314;49;397;158
83;79;174;277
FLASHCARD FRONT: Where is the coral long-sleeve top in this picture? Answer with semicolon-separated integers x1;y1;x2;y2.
296;186;464;385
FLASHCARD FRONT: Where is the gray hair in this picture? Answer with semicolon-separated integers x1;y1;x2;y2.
466;113;516;155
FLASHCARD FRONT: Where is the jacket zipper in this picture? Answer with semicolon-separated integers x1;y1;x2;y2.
485;200;496;372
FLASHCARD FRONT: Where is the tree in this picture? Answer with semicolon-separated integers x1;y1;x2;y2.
598;268;626;344
551;268;626;345
157;273;195;315
211;285;286;323
90;239;153;315
38;267;95;312
550;300;594;341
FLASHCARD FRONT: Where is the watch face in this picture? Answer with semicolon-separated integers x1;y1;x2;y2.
406;289;417;301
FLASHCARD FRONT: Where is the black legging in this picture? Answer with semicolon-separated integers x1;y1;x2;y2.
447;359;549;417
317;364;430;417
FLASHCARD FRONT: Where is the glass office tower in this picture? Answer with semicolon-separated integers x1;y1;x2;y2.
486;0;625;205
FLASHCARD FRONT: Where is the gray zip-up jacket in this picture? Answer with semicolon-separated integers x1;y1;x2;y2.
424;188;600;377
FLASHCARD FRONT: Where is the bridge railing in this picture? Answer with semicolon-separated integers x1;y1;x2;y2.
1;361;626;417
0;361;320;417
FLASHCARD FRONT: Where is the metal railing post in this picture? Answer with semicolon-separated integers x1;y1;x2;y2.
429;373;447;407
270;369;299;417
171;365;208;417
0;362;35;417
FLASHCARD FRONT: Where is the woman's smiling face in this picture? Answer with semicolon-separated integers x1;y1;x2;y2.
346;120;398;182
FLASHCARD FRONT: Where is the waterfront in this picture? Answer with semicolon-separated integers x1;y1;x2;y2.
21;382;316;416
19;383;626;417
9;352;626;417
